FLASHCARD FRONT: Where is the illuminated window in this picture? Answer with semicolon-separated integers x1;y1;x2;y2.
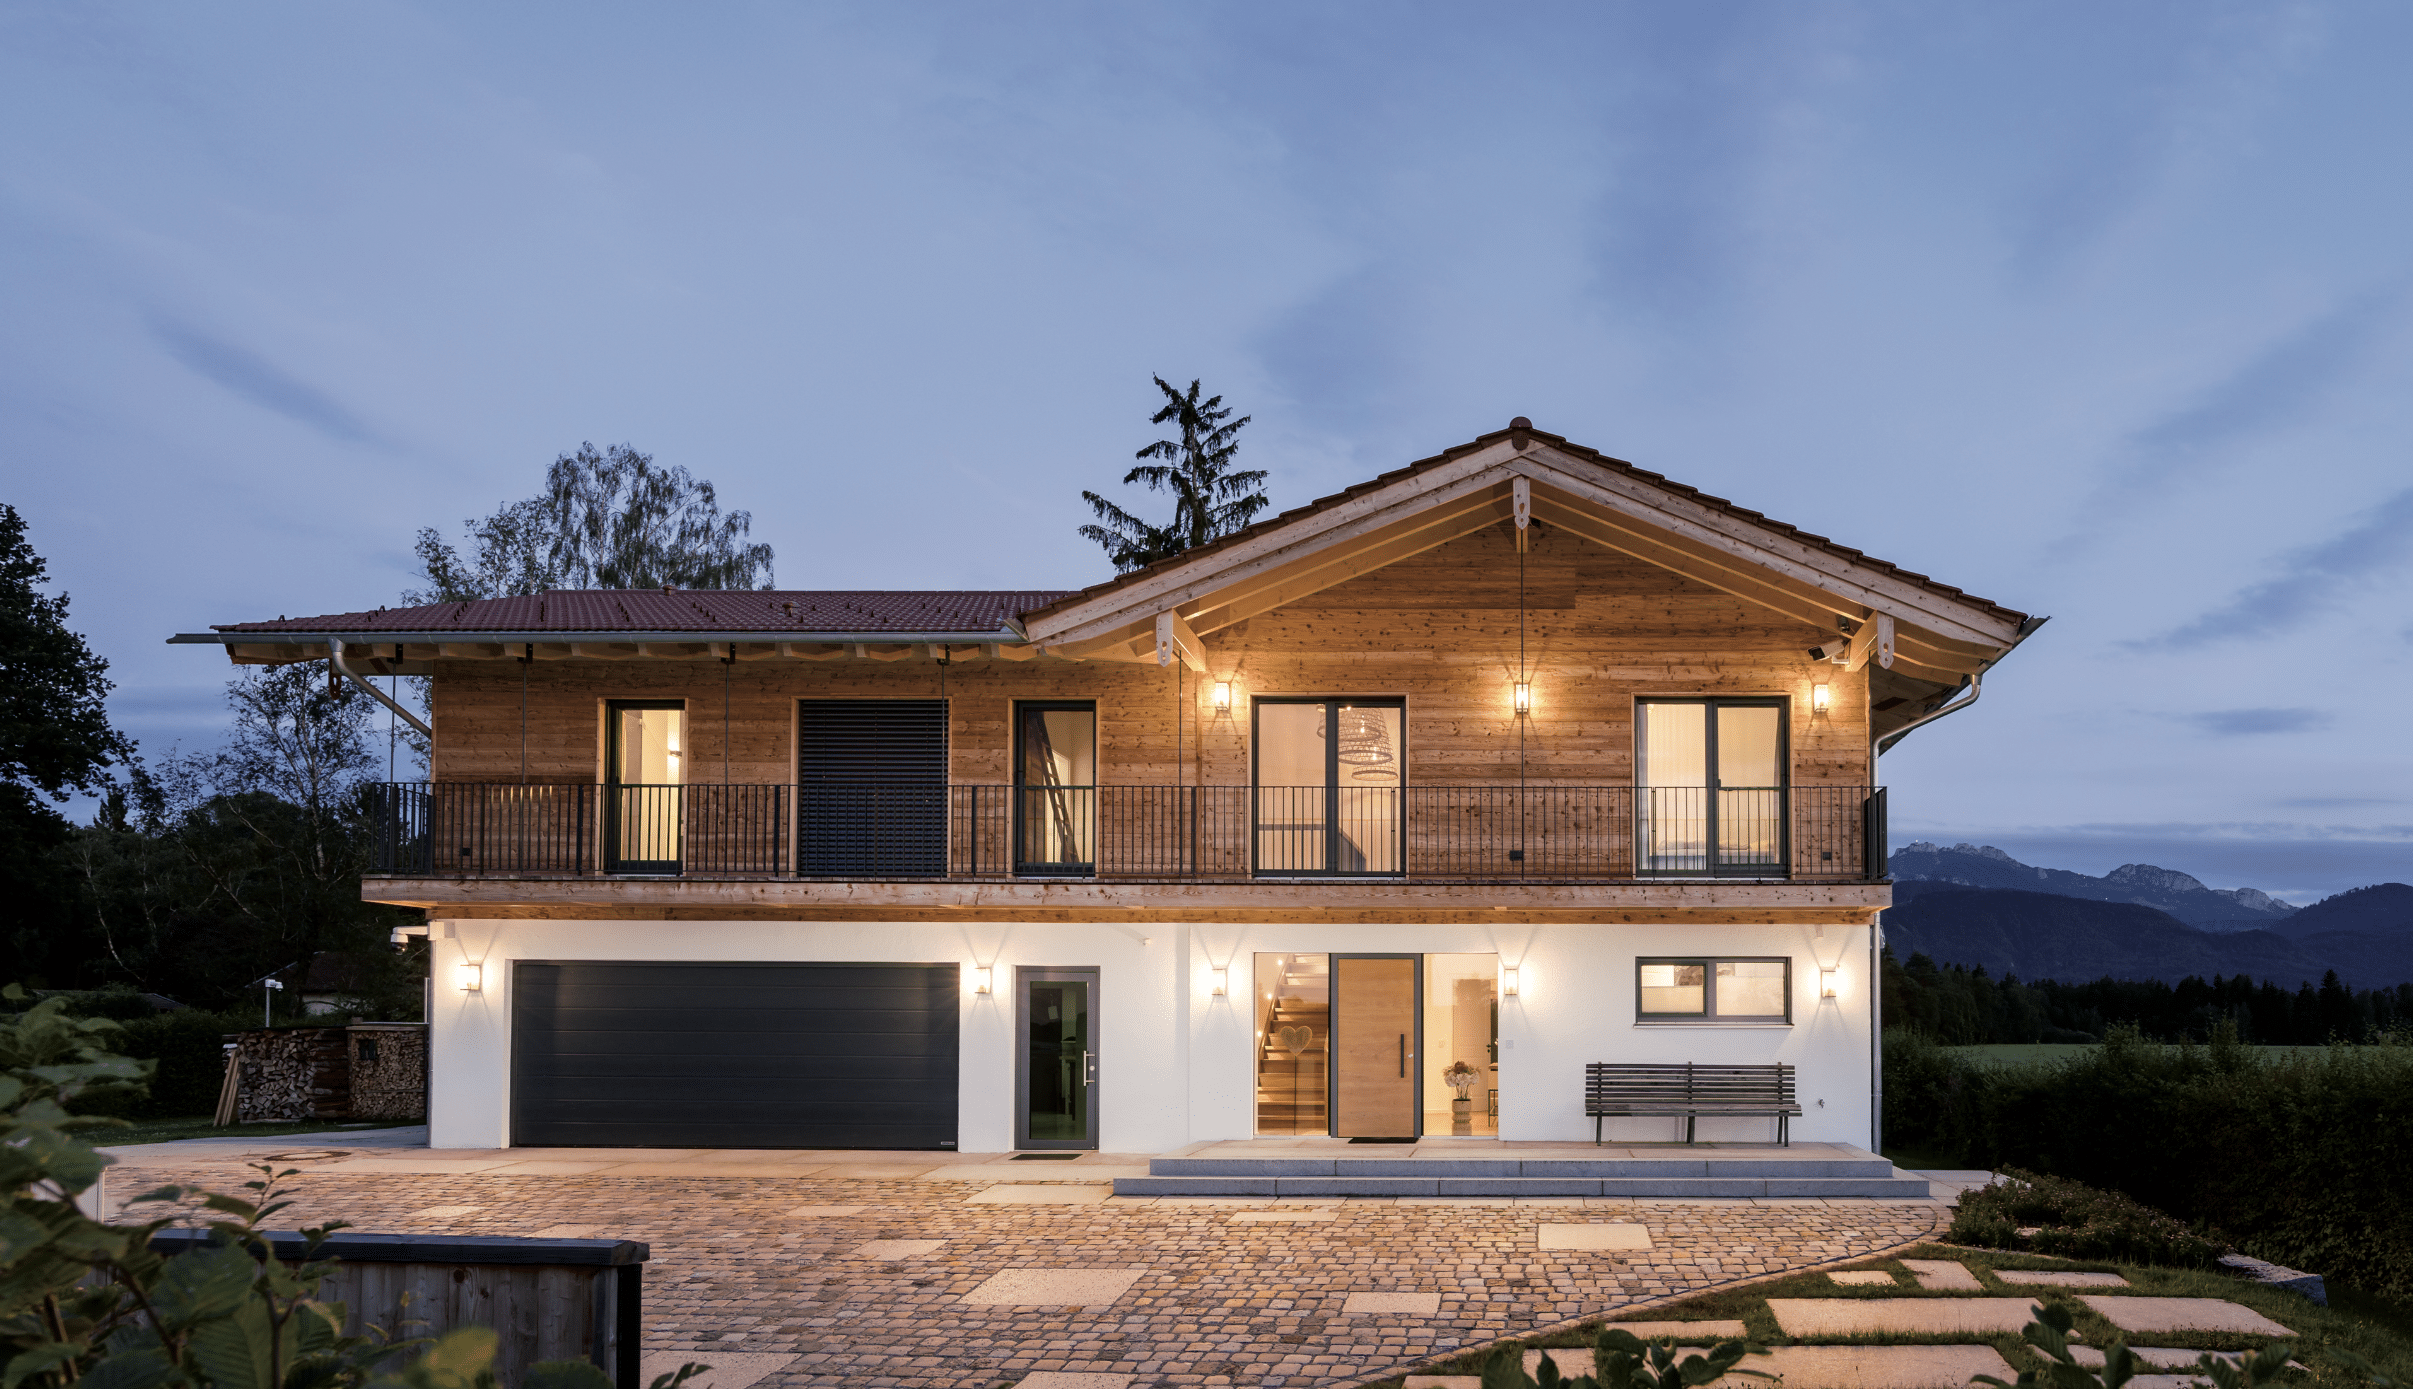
1636;957;1791;1023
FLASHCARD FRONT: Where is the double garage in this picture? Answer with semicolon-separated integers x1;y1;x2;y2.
508;961;962;1149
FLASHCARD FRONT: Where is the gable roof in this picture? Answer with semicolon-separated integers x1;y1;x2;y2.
1021;419;2036;687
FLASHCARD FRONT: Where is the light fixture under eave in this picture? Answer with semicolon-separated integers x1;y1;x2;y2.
1820;968;1838;1000
1210;965;1229;996
455;962;483;993
1513;682;1532;714
1812;683;1832;714
1211;681;1232;711
1501;964;1521;997
974;965;993;995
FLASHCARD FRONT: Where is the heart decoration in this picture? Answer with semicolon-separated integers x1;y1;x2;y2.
1275;1025;1313;1057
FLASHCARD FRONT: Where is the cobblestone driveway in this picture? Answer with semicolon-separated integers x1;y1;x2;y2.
109;1159;1946;1389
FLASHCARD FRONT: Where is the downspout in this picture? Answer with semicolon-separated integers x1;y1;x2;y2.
1858;614;2046;1157
330;638;432;739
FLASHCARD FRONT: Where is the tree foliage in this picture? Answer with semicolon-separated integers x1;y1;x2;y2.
42;666;419;1013
0;985;708;1389
1882;948;2413;1046
412;442;774;601
1080;377;1268;571
1;506;136;987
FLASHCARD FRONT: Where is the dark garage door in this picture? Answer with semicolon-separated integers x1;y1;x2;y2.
511;961;960;1148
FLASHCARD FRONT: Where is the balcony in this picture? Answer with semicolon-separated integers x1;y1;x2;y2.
366;782;1887;884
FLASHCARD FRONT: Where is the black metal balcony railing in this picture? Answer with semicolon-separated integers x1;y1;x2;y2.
368;782;1886;884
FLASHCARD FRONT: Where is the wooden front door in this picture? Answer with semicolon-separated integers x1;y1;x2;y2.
1332;955;1419;1138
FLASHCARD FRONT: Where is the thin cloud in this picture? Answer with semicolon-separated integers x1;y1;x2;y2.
2139;484;2413;648
2126;292;2392;462
150;319;379;445
2177;708;2331;736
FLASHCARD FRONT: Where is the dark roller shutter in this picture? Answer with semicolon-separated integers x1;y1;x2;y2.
799;699;949;875
511;961;959;1148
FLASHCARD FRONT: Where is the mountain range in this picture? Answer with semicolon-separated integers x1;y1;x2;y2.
1883;844;2413;990
1890;841;2298;931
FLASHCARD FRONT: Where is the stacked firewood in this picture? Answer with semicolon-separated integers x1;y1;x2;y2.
231;1028;353;1122
345;1024;429;1121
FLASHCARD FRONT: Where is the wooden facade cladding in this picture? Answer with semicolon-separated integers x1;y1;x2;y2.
426;521;1873;788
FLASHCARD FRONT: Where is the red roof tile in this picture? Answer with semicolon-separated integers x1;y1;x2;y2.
212;590;1073;637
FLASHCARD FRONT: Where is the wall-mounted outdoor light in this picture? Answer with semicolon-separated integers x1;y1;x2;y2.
1501;964;1521;997
455;962;484;993
974;965;993;995
1512;682;1532;715
1819;967;1838;1000
1210;965;1229;996
1211;681;1232;711
1812;684;1832;714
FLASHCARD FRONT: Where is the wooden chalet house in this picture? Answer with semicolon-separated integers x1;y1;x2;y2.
176;421;2039;1153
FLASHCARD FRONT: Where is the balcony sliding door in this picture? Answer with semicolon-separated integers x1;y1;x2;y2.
1254;699;1403;876
1637;698;1787;876
606;702;684;873
1016;702;1096;874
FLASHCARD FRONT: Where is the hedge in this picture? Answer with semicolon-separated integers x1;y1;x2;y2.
1887;1026;2413;1298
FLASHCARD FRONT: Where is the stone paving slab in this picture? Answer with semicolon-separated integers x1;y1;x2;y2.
1827;1270;1897;1286
1015;1375;1134;1389
1597;1321;1750;1341
407;1204;484;1218
962;1269;1142;1306
1901;1259;1983;1291
807;1164;944;1180
638;1351;795;1389
1705;1344;2015;1387
1768;1297;2042;1336
104;1156;1946;1389
1998;1270;2128;1287
1537;1223;1652;1251
2073;1346;2271;1370
853;1240;945;1260
1344;1292;1442;1316
919;1166;1155;1183
2078;1296;2295;1337
963;1185;1111;1204
1231;1209;1336;1222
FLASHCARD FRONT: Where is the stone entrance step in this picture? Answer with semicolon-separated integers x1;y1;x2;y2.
1114;1151;1931;1199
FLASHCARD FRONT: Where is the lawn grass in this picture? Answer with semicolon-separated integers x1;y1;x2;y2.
1361;1243;2412;1387
92;1115;419;1147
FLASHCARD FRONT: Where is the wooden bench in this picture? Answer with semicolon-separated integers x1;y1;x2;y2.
1585;1062;1802;1145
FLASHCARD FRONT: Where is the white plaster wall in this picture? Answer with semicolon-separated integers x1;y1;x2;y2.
428;917;1873;1152
427;919;1176;1152
1184;921;1874;1147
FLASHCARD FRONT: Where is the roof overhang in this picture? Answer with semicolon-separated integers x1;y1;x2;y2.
168;627;1047;668
1021;436;2033;689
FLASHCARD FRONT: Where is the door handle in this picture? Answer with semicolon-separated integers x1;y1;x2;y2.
1083;1051;1097;1084
1398;1034;1405;1077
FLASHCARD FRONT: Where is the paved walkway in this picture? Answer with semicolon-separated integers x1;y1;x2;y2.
100;1136;1951;1389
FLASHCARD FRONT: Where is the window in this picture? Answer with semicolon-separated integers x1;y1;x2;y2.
1635;698;1788;875
606;700;685;872
1636;958;1791;1023
1015;702;1096;873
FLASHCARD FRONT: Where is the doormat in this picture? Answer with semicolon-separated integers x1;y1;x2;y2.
1011;1152;1082;1160
1348;1136;1416;1144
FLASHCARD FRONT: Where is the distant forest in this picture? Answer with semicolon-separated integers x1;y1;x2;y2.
1882;947;2413;1045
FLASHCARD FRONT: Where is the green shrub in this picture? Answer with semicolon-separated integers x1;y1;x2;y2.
1950;1167;2226;1266
1888;1026;2413;1297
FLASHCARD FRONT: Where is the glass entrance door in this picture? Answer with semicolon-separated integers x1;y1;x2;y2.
1016;968;1098;1149
1253;699;1404;876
